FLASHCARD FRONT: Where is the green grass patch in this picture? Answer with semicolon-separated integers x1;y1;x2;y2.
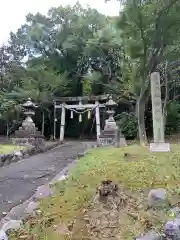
0;144;24;154
9;144;180;239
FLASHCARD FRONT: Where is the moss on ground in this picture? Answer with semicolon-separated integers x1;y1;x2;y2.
8;144;180;239
0;144;23;154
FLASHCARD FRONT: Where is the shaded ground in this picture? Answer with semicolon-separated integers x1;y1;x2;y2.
0;141;93;218
11;144;180;240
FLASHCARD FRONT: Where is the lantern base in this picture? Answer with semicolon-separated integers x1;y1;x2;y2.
98;116;126;147
12;136;44;147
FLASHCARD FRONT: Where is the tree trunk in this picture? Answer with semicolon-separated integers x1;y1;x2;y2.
136;95;147;145
42;111;45;136
6;123;9;137
162;62;169;131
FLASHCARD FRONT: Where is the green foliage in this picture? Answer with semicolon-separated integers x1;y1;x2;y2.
0;97;20;122
0;1;180;138
165;101;180;135
117;112;137;138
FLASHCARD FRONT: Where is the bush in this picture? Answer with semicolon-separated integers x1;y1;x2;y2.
165;101;180;135
116;112;137;139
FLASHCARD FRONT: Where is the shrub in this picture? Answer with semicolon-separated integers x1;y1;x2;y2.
165;101;180;135
116;112;137;139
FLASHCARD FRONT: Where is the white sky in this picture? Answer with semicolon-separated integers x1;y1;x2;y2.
0;0;120;45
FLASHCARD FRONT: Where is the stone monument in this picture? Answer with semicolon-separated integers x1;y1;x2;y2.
98;96;126;147
13;98;44;147
149;72;170;152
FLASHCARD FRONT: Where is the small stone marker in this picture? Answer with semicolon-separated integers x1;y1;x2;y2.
149;72;170;152
148;188;167;208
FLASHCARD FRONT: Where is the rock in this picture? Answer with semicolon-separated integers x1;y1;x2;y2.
14;151;23;157
168;207;180;218
148;188;167;208
19;149;25;157
5;201;29;220
27;147;36;156
25;201;39;215
6;153;13;159
58;175;67;181
34;185;54;200
1;155;6;164
136;230;164;240
164;218;180;239
0;230;7;240
0;156;4;167
14;151;23;161
2;154;12;166
78;152;87;158
1;219;22;232
50;174;67;186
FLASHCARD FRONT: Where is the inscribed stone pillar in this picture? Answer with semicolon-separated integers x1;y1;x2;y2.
150;72;170;152
151;72;164;143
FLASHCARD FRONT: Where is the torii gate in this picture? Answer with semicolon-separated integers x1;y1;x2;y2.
53;95;108;142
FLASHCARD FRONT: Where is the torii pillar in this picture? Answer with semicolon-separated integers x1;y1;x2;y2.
59;103;66;143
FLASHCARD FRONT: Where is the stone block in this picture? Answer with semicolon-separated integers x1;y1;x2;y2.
150;143;170;152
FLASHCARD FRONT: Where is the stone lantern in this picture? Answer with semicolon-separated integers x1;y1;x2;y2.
104;96;118;130
22;98;38;131
98;95;126;147
14;98;43;146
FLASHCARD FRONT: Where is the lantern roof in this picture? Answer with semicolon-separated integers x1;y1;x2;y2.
23;98;38;108
105;95;117;108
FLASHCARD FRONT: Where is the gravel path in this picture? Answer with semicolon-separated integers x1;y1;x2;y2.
0;141;94;218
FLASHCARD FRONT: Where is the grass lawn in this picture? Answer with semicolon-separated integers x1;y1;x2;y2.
0;144;23;154
9;144;180;239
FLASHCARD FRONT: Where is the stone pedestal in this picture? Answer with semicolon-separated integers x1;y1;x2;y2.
98;127;118;146
98;125;126;147
149;143;170;152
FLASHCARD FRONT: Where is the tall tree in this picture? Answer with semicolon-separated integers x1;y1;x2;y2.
115;0;180;144
8;3;108;96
